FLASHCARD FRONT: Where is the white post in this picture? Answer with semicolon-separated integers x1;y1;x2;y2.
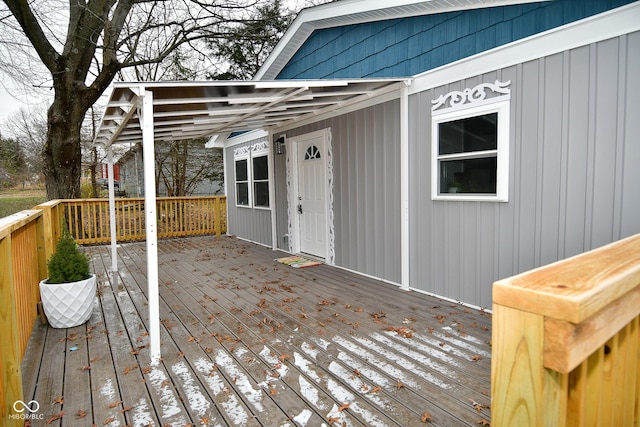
400;82;410;291
141;89;161;364
107;145;118;272
268;132;278;250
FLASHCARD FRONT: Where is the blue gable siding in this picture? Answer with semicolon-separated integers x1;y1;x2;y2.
277;0;635;79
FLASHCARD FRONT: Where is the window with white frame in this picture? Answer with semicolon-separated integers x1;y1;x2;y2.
431;81;510;202
233;142;270;208
235;155;250;206
252;154;269;208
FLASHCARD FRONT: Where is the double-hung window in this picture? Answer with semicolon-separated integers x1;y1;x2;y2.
431;83;510;202
252;152;269;209
235;155;250;206
233;141;270;208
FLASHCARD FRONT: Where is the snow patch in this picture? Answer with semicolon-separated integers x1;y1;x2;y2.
194;357;250;426
171;361;211;417
215;350;264;412
292;408;313;426
132;398;154;427
147;367;184;421
350;335;451;389
332;336;419;389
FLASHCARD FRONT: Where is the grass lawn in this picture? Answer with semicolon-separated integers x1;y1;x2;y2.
0;188;47;219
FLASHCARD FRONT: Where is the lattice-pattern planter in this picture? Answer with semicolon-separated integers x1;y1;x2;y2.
39;274;96;328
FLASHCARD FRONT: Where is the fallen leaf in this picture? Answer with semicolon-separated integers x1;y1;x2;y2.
396;380;405;390
121;406;134;413
103;417;116;425
77;410;87;418
80;365;91;371
279;354;291;362
269;389;278;396
421;412;432;423
46;411;64;424
477;419;491;426
338;403;350;412
90;356;102;362
54;396;64;404
371;386;382;393
108;401;123;408
327;416;340;425
471;355;482;362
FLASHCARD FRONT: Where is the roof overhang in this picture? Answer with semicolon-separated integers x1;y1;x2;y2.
95;78;408;147
255;0;549;80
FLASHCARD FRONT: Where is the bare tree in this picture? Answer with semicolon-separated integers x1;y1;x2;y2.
154;138;223;197
4;107;47;182
0;0;263;199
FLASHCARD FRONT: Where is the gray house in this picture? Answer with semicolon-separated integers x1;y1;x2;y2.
217;0;640;309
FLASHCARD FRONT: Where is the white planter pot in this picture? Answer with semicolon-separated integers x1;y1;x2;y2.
39;274;97;328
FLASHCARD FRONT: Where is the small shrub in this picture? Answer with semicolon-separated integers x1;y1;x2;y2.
46;219;91;284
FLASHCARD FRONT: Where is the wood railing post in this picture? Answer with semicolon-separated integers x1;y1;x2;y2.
492;234;640;427
214;196;221;237
0;233;24;427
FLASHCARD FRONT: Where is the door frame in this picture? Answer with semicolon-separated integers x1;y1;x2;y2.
287;128;334;264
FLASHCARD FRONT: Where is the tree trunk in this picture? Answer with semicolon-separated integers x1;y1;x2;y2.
43;98;86;199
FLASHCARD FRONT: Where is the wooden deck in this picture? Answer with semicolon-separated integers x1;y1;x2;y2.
22;236;492;427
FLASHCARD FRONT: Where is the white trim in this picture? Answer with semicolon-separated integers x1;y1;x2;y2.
431;99;510;202
268;132;278;250
400;83;410;291
432;80;511;114
141;90;161;365
288;129;334;264
106;146;118;273
221;129;269;148
410;1;640;95
233;154;251;208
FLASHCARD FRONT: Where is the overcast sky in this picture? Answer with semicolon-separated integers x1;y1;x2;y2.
0;0;317;137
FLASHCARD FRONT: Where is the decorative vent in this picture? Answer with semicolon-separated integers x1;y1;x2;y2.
432;80;511;114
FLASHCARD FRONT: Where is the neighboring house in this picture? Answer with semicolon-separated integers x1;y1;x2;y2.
117;142;224;197
220;0;640;308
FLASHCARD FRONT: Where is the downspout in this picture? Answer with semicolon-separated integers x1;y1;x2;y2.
400;81;411;291
140;89;161;364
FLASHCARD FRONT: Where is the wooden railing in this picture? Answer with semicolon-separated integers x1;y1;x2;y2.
0;196;226;424
0;209;52;426
62;196;227;244
491;234;640;426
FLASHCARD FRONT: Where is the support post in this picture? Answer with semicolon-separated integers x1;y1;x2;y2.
107;145;118;272
141;89;161;364
400;82;410;290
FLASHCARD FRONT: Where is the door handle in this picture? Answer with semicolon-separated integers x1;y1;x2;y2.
297;204;303;214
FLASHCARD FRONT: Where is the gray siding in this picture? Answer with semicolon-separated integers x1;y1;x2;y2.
409;31;640;308
274;100;402;284
225;138;272;246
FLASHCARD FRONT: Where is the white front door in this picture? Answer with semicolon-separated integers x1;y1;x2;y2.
296;134;327;258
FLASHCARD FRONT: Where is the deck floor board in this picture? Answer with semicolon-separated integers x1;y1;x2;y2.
23;235;492;426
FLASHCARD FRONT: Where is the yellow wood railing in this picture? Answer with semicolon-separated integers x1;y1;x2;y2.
491;234;640;426
0;208;53;426
62;196;227;244
0;196;225;424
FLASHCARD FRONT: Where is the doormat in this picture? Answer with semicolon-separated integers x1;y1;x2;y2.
275;256;322;268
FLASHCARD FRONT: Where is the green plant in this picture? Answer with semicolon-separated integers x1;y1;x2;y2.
46;219;90;284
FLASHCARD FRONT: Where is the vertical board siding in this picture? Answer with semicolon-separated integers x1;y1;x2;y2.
273;100;402;284
409;32;640;308
225;138;273;246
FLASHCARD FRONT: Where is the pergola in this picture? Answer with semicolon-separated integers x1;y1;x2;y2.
95;78;410;363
